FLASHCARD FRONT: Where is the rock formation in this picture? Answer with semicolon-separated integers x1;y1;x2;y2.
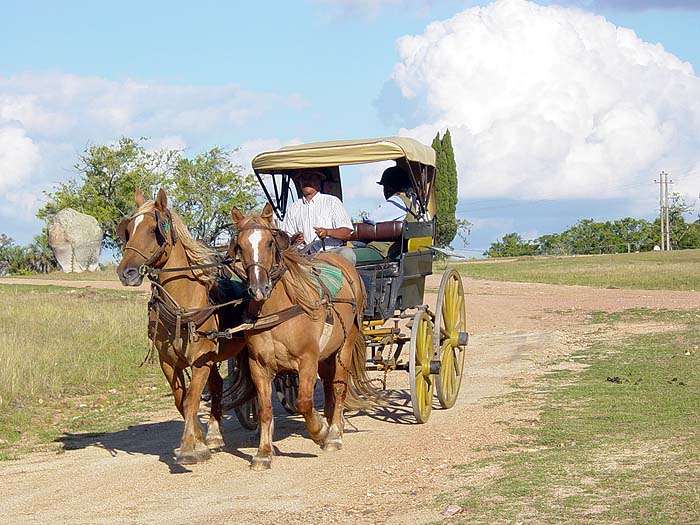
48;209;103;272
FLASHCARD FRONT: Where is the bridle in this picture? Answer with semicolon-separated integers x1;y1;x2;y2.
118;209;178;276
230;222;288;286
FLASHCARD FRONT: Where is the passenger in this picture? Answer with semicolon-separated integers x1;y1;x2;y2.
363;165;419;258
281;169;356;265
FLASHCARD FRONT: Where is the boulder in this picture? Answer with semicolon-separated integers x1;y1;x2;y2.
48;209;103;272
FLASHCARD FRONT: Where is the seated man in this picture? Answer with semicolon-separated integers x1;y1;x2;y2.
365;165;418;225
281;169;356;265
361;165;418;259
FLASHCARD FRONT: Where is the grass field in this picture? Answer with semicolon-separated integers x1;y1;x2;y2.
3;266;121;281
449;308;700;523
0;284;168;459
439;249;700;291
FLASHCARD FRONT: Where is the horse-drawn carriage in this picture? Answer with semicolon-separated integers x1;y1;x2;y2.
247;136;469;423
116;136;468;467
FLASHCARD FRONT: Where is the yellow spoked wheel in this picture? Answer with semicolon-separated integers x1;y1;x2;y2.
409;310;435;424
434;269;468;409
234;397;259;431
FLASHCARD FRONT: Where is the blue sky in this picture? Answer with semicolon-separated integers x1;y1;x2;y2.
2;0;699;255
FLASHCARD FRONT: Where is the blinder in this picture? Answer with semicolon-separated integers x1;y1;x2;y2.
154;209;177;246
116;217;130;242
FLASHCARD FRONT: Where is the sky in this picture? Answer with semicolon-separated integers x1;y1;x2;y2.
2;0;700;255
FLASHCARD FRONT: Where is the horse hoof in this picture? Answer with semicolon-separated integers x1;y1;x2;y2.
175;444;211;464
206;437;225;450
175;449;198;465
322;439;343;452
311;420;330;445
250;456;272;471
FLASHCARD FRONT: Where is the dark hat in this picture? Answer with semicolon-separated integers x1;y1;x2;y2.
377;165;408;187
294;169;327;182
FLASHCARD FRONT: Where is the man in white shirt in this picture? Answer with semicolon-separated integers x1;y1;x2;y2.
281;170;356;264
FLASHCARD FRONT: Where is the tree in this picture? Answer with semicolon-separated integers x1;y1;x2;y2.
37;137;170;251
485;233;537;257
0;232;57;274
168;147;259;245
37;137;260;252
667;193;698;249
432;129;464;248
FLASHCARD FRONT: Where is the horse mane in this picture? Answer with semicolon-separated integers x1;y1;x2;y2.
132;201;218;285
279;248;326;318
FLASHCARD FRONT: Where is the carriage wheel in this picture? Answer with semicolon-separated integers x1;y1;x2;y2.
434;269;468;409
274;372;299;415
409;310;434;424
233;397;259;431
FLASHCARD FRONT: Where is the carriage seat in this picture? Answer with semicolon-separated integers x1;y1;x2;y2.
350;220;403;242
350;221;403;265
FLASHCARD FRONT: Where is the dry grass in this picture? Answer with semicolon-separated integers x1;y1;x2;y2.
0;284;166;458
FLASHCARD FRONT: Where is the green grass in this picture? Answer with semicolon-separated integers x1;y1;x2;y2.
438;249;700;291
1;266;120;281
449;309;700;523
0;284;169;459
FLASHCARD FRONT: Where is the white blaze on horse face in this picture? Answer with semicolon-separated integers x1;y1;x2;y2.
248;229;267;298
132;214;145;238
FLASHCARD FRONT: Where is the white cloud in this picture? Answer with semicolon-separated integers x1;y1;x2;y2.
0;125;40;191
0;72;303;242
393;0;700;208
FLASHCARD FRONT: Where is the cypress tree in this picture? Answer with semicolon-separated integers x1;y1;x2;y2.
433;129;459;248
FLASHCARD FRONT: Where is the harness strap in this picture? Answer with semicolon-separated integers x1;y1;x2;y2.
208;304;305;339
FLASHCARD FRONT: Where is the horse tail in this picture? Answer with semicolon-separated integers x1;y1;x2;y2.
344;278;387;411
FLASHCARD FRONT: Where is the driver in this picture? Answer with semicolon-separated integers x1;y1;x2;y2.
281;170;356;265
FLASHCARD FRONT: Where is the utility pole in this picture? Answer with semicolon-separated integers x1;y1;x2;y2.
656;173;665;250
664;172;672;250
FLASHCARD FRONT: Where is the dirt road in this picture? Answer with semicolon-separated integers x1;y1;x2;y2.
1;276;697;524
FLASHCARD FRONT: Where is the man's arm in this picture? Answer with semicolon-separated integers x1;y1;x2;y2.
314;226;352;241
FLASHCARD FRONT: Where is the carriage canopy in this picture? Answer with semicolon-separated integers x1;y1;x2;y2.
251;137;437;219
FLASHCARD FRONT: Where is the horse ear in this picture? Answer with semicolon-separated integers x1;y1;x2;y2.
135;188;145;207
155;188;168;211
231;207;245;225
276;230;290;251
261;203;274;222
290;232;304;246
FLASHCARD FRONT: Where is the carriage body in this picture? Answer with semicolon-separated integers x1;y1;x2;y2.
250;137;468;423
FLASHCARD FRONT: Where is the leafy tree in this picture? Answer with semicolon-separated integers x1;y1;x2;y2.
485;233;537;257
168;147;259;245
432;129;463;248
667;193;698;249
37;137;260;251
37;138;170;251
0;233;57;274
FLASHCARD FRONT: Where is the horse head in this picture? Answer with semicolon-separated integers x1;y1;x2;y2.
116;188;178;286
230;202;289;301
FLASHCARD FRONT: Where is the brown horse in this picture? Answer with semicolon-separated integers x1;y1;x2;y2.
117;188;251;464
229;203;381;470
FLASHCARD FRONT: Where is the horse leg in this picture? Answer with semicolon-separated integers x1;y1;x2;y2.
322;334;356;452
296;358;329;447
205;365;225;450
318;358;336;424
159;356;186;417
175;364;212;465
249;360;275;470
